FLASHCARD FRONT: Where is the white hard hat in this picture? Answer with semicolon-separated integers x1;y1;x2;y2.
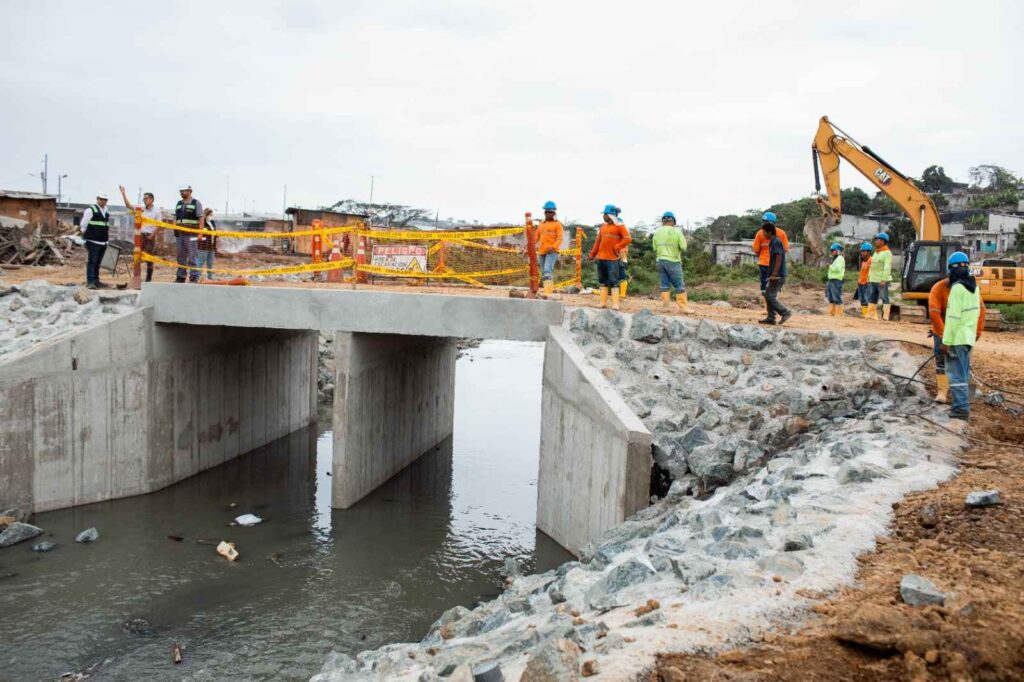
96;193;109;200
179;184;192;191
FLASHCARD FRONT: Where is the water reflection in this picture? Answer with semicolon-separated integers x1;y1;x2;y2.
0;340;572;681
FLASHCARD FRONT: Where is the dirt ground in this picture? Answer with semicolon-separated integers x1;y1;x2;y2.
6;257;1024;681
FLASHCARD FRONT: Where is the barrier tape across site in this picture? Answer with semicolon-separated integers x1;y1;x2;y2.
136;215;582;286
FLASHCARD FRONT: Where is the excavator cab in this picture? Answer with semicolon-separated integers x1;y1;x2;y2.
901;239;964;301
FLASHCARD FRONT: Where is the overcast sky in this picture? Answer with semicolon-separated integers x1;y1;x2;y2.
1;0;1020;226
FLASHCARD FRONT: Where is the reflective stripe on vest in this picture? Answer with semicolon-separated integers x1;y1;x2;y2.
83;204;110;242
176;200;200;225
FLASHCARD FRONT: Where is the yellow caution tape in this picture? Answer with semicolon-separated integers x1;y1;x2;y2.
141;216;359;240
557;247;583;256
553;278;579;290
448;238;523;254
365;227;525;241
357;263;529;279
140;252;354;276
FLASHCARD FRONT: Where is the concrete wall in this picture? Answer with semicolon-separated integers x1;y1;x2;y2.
536;326;652;556
0;308;317;513
332;332;456;509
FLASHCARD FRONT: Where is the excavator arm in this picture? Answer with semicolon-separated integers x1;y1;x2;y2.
812;116;942;241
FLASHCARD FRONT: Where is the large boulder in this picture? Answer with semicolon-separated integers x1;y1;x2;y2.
0;521;44;547
19;280;64;309
695;320;730;348
686;443;735;490
836;461;889;485
591;311;625;343
629;309;665;344
726;325;773;350
568;309;589;333
520;638;582;682
585;558;657;610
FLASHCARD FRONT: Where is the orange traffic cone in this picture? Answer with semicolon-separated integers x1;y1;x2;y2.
327;243;343;283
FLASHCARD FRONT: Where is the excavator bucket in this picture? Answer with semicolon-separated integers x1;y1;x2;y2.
803;213;834;263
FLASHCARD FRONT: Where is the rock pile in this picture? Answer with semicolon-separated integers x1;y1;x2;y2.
311;310;962;682
0;280;138;358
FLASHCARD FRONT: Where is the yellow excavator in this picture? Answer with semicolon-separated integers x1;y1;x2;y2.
808;116;1023;313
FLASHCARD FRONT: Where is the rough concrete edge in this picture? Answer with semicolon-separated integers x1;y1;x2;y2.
0;306;152;383
546;325;651;442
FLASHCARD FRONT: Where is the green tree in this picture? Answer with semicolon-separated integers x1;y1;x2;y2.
968;164;1019;191
868;193;901;215
920;165;956;193
328;199;432;227
888;217;915;250
929;192;949;209
840;187;871;215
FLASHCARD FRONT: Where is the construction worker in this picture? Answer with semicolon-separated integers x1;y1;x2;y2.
197;208;217;280
536;200;564;296
825;242;845;317
867;232;893;320
119;185;161;282
611;206;630;298
653;211;689;311
751;212;790;299
941;251;984;420
79;192;111;289
929;252;986;405
856;242;873;317
758;221;791;325
588;204;631;310
174;184;204;283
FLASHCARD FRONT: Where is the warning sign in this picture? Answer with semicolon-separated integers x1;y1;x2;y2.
370;244;428;273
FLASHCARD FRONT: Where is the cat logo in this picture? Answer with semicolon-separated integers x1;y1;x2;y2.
873;168;893;186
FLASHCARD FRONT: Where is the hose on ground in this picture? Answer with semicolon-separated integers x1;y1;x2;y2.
860;338;1024;451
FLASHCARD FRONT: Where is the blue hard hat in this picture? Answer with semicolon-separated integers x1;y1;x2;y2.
602;204;616;214
542;201;557;211
762;211;777;223
860;242;873;251
830;242;842;251
948;251;969;266
875;232;890;242
662;211;676;220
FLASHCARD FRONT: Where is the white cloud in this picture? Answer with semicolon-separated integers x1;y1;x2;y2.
1;0;1020;225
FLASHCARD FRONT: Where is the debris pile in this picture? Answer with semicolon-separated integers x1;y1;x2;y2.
0;223;77;267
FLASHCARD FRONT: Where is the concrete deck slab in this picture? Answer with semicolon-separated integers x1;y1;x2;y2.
140;284;563;341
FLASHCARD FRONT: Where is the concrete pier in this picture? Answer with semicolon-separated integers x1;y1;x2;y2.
0;308;317;513
332;332;456;509
536;326;652;556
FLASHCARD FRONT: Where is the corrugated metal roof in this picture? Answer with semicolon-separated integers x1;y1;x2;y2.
0;190;56;201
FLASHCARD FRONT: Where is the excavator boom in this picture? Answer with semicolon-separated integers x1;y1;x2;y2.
812;116;942;241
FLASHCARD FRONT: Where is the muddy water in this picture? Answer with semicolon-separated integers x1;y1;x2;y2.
0;340;571;681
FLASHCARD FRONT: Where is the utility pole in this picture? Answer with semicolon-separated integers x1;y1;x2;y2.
41;154;48;194
57;174;67;204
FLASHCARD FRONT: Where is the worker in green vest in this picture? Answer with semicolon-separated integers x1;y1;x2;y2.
941;251;983;421
652;211;689;311
174;184;204;283
867;232;893;320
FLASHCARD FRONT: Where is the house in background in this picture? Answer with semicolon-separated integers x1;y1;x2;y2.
0;190;57;230
285;207;366;255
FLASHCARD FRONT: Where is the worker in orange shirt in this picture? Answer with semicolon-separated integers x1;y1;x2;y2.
588;204;632;310
536;200;564;297
856;242;873;317
751;212;789;298
928;266;986;403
